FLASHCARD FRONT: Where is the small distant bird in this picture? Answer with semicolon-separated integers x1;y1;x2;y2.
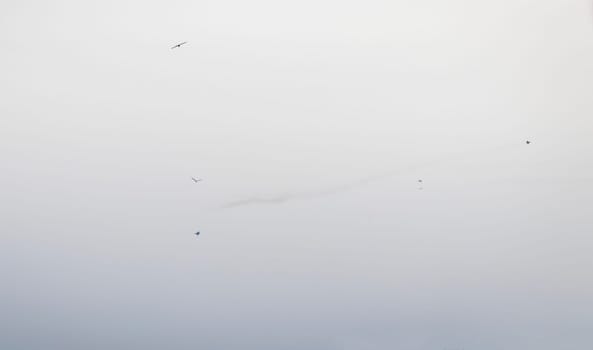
191;177;202;183
418;179;423;183
195;231;200;236
171;41;187;49
526;140;531;145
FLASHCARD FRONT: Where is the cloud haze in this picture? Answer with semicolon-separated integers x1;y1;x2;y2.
2;0;593;349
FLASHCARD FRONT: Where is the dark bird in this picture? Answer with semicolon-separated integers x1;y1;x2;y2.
418;179;423;183
526;140;531;145
171;41;188;49
191;177;202;183
195;231;200;236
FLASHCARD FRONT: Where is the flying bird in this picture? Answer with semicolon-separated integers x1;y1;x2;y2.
191;177;202;183
418;179;423;183
171;41;187;49
195;231;200;236
526;140;531;145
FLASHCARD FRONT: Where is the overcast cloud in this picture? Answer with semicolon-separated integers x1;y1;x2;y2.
2;0;593;349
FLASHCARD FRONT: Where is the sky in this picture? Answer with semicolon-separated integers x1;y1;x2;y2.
2;0;593;349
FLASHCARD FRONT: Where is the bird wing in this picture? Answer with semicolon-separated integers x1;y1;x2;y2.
171;42;187;49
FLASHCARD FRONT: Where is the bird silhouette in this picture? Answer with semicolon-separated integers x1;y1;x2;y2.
191;177;202;183
526;140;531;145
171;41;187;49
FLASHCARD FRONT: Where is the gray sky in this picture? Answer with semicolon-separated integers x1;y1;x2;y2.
2;0;593;349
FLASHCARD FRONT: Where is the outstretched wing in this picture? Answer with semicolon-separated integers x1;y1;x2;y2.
171;41;187;49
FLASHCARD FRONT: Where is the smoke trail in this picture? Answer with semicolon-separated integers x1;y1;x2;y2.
221;172;395;209
222;195;289;208
221;142;522;209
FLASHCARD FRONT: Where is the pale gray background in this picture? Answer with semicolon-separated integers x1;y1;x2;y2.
2;0;593;349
